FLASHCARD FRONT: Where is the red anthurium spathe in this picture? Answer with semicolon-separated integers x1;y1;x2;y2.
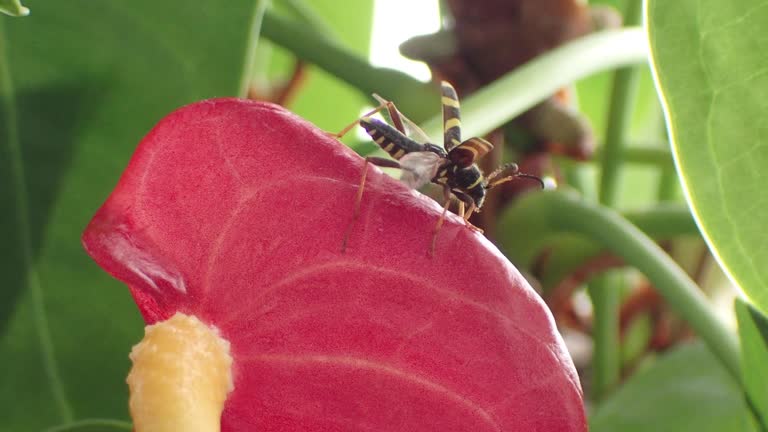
82;99;587;431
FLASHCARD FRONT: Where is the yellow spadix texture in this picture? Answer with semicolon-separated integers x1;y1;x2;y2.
128;312;233;432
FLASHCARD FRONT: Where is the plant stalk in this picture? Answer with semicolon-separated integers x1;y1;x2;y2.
513;191;740;380
591;0;644;402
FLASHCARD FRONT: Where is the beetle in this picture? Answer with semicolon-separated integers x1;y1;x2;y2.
336;81;543;255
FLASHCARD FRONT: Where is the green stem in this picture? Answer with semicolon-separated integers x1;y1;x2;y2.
278;0;337;39
421;28;649;139
657;167;678;201
655;112;678;201
588;273;622;397
513;191;740;380
0;22;72;420
593;146;673;168
501;200;699;273
238;0;270;97
261;13;647;132
599;5;643;204
623;204;698;237
0;0;28;17
590;0;644;401
260;10;436;120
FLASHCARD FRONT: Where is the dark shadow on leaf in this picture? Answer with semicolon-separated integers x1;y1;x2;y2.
0;81;107;333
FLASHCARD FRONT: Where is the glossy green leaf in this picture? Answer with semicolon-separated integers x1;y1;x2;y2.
590;343;757;432
0;1;258;430
0;0;28;17
647;0;768;313
736;298;768;428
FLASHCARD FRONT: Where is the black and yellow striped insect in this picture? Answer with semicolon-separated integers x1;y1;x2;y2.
336;80;543;254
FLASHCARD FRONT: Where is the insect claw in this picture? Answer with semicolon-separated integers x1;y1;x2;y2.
466;222;484;234
325;130;344;140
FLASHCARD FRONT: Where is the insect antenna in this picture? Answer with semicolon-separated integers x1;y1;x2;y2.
486;162;545;189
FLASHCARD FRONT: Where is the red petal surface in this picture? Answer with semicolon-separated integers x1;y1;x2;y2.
82;99;586;431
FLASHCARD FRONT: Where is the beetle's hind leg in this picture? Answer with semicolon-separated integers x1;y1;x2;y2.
332;104;386;140
342;156;403;253
332;96;408;139
429;183;454;257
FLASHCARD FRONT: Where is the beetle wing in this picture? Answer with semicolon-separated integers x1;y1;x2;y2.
448;137;494;168
399;151;445;189
372;94;433;145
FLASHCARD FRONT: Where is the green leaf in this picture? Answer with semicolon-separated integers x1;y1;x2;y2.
590;343;757;432
0;1;259;430
43;419;132;432
0;0;28;17
736;298;768;428
647;0;768;313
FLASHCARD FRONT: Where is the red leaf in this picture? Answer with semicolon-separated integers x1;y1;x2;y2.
82;99;586;431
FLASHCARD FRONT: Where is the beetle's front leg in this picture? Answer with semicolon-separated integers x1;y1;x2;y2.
342;157;403;252
452;190;483;233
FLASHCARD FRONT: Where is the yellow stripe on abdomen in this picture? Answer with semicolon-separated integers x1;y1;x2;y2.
444;117;461;130
441;96;460;108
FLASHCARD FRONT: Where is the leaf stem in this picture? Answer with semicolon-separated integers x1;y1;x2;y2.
654;112;678;201
509;191;740;380
260;15;648;140
599;3;643;205
590;0;644;401
421;28;649;140
238;0;270;97
501;201;700;272
277;0;337;39
0;21;72;421
0;0;29;17
588;271;622;400
259;10;436;120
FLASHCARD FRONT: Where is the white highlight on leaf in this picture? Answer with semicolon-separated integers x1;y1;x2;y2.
103;228;187;294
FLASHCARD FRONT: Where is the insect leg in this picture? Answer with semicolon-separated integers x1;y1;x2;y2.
429;183;454;257
452;190;483;233
371;94;409;135
334;94;412;140
332;103;390;139
342;156;403;252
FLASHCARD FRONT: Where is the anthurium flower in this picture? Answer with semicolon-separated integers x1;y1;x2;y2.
82;99;587;431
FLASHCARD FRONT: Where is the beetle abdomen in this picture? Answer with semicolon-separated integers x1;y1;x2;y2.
360;118;425;159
